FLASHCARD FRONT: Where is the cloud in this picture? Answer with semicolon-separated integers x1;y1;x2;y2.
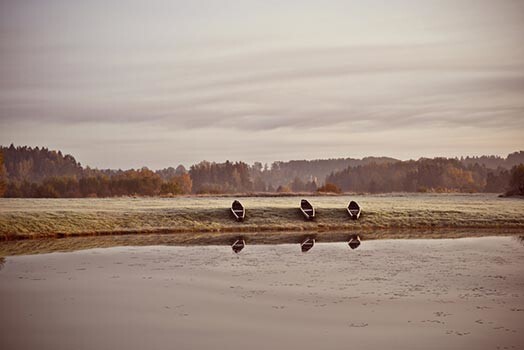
2;44;523;132
0;0;523;167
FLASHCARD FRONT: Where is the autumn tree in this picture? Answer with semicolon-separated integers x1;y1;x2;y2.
0;150;6;197
317;183;341;193
276;185;291;193
507;164;524;196
190;160;252;193
485;168;510;193
160;173;192;195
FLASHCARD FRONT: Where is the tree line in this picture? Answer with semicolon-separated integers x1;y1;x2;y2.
0;144;523;197
325;158;517;193
0;145;191;198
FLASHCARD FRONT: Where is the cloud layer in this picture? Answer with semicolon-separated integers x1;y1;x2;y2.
1;0;523;168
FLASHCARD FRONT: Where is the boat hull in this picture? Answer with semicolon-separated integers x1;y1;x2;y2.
231;200;246;221
300;200;315;220
347;201;361;220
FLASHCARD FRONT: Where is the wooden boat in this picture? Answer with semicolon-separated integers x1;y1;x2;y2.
348;234;361;250
232;239;245;253
300;199;315;220
231;200;245;221
347;201;361;220
301;238;315;252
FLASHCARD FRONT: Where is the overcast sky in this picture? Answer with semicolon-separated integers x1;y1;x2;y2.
1;0;523;169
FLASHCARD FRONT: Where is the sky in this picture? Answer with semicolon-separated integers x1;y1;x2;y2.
1;0;523;169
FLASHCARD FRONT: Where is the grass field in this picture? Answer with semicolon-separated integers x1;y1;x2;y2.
1;193;523;239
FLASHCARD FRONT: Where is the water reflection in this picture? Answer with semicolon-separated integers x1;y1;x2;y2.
231;238;245;253
348;234;361;250
301;238;315;252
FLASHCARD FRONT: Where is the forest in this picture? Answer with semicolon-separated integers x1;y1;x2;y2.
326;158;509;193
0;144;523;197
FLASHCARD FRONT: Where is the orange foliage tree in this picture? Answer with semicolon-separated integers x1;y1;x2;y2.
317;183;342;194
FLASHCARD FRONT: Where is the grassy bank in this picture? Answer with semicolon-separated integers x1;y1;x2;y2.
0;194;523;255
1;194;523;239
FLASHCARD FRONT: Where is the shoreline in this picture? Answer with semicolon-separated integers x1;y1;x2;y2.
1;228;523;256
2;194;523;255
3;222;524;241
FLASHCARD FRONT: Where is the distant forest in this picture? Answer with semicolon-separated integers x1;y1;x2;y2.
0;144;523;197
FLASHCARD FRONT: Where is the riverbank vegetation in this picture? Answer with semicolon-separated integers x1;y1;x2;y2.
1;194;523;242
